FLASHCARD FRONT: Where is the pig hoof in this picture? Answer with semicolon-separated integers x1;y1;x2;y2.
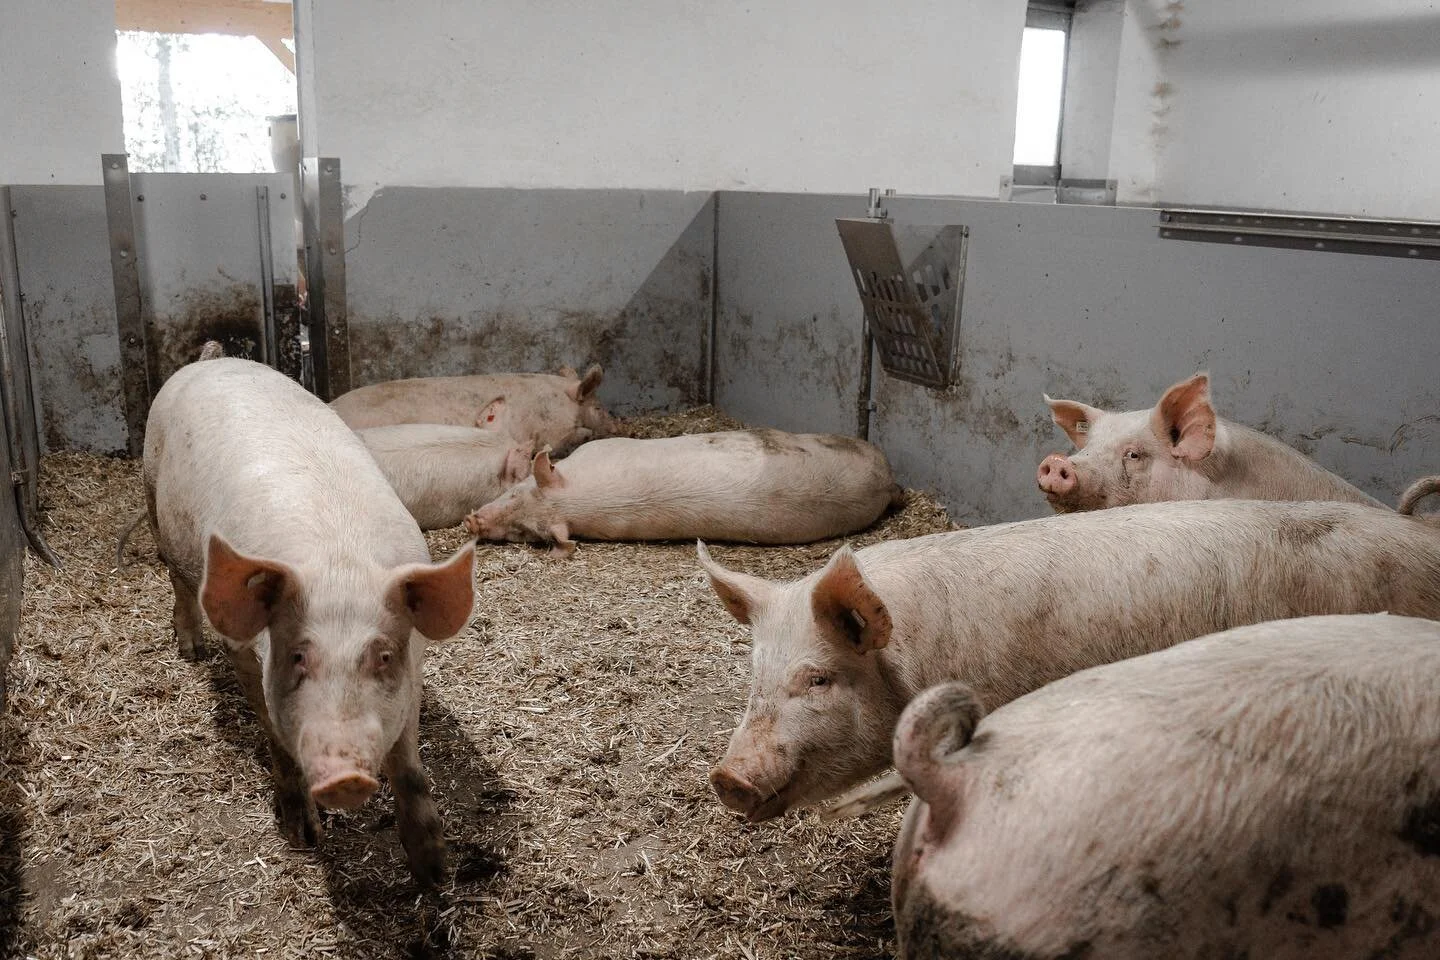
462;513;481;536
406;834;449;889
176;632;208;662
277;795;322;848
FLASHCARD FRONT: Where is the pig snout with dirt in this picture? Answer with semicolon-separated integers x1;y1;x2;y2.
144;357;476;886
892;614;1440;960
1036;371;1393;512
463;429;904;557
696;499;1440;821
357;424;534;530
329;364;617;457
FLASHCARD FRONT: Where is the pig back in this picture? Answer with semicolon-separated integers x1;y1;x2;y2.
145;358;427;584
894;613;1440;960
853;499;1440;711
554;429;899;544
358;424;525;529
330;374;512;429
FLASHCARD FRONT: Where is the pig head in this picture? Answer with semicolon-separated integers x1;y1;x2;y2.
1038;372;1220;511
200;533;475;811
698;542;906;822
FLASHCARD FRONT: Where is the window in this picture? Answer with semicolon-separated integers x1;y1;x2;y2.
1013;3;1073;187
114;0;297;173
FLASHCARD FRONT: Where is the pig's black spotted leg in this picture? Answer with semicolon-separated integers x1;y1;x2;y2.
387;730;447;889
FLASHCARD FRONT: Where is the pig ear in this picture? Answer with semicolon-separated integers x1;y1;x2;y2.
893;682;985;837
387;542;475;641
810;545;892;653
566;365;604;403
200;532;296;647
476;397;506;429
1151;372;1216;461
533;450;565;490
1044;395;1103;449
503;442;535;485
696;541;776;625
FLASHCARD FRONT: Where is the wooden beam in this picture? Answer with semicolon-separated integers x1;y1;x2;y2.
257;34;295;73
116;0;292;40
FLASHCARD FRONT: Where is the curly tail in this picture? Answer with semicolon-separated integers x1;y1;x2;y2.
1398;476;1440;516
115;509;148;568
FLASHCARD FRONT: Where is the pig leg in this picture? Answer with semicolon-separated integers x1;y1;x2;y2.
385;717;447;888
228;649;321;847
167;566;208;661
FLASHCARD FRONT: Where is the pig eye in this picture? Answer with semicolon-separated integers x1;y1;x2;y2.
1124;449;1143;461
378;650;392;667
808;673;832;690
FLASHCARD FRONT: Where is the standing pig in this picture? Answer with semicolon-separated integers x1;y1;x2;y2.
891;614;1440;960
697;499;1440;820
330;364;617;456
464;430;903;556
145;357;476;886
357;424;534;530
1037;371;1401;511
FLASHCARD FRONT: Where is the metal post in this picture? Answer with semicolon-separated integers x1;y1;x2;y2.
255;185;277;367
857;318;874;441
101;154;151;455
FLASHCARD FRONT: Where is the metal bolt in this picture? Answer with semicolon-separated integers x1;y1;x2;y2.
136;195;144;202
327;246;337;255
280;192;287;199
127;336;137;345
200;193;208;200
119;250;129;258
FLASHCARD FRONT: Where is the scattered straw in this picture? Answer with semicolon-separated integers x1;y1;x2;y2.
0;408;955;959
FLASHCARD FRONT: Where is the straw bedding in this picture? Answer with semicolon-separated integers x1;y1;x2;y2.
0;407;955;959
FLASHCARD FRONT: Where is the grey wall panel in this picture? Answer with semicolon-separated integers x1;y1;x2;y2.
715;193;1440;525
130;173;299;386
343;188;714;415
712;192;867;437
11;186;126;453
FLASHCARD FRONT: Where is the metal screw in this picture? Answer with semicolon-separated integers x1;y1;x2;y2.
280;192;287;199
200;193;208;200
136;195;144;202
119;250;129;258
127;336;137;345
327;247;337;255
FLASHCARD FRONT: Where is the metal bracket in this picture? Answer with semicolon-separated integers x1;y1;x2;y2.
1057;178;1117;206
1158;209;1440;261
255;185;278;366
101;154;151;455
300;157;350;399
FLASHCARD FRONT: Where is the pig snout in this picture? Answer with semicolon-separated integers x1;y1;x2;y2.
309;763;381;810
709;759;792;823
1037;454;1077;497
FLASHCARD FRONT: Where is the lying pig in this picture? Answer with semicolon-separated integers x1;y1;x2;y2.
145;357;476;886
891;614;1440;960
697;498;1440;820
330;364;617;456
357;424;533;530
1037;371;1400;512
464;430;903;556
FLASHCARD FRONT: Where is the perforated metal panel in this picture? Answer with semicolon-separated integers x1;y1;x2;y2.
836;218;968;389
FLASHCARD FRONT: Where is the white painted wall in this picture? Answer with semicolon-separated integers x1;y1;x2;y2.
0;0;125;185
1098;0;1440;219
301;0;1028;207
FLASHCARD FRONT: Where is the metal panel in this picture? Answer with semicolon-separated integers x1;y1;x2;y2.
0;190;38;511
836;218;968;390
129;172;299;390
1158;209;1440;261
101;154;150;456
300;158;350;400
340;187;713;414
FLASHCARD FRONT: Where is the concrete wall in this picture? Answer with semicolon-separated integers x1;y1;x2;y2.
301;0;1026;208
0;0;124;185
344;189;715;415
715;191;1440;525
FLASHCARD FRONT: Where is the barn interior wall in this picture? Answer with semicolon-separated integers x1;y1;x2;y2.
714;190;1440;525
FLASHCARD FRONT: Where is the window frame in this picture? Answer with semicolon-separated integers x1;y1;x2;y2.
1013;1;1075;188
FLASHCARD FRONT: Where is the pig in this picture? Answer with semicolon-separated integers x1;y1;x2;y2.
329;364;618;457
144;357;476;886
1037;371;1393;512
357;424;534;530
464;429;903;556
696;498;1440;821
891;614;1440;960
